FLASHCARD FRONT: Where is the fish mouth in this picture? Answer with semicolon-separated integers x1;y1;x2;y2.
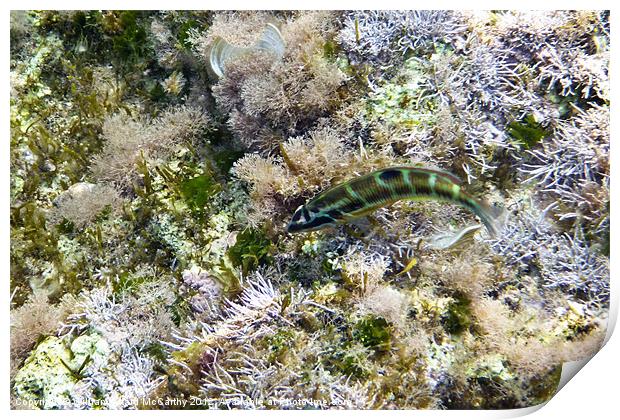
287;222;318;234
286;222;302;233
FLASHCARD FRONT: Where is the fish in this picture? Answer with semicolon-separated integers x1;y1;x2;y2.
287;166;503;236
426;224;482;250
208;23;285;78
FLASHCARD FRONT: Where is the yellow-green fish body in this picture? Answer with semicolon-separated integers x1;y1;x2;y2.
287;166;501;236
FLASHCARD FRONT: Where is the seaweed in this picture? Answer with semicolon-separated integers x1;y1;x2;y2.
441;293;472;335
111;11;151;67
353;316;392;353
226;228;273;275
180;174;221;217
177;19;200;48
507;114;550;150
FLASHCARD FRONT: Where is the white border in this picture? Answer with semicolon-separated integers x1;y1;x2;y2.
3;1;618;418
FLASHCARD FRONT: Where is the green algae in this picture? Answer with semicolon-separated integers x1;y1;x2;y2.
226;228;273;275
353;316;392;353
507;114;550;150
180;174;221;216
441;293;473;335
177;19;200;48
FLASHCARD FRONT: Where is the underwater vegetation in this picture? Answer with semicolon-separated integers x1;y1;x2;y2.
10;10;609;410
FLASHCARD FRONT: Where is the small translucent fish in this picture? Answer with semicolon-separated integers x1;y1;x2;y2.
287;166;504;237
254;23;286;57
426;224;482;250
209;23;285;78
209;37;248;78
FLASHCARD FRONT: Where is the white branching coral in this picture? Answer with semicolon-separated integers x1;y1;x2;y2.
200;343;372;409
33;278;180;409
166;270;344;408
302;366;372;409
65;279;176;352
223;271;280;324
536;44;608;100
68;347;165;409
538;229;609;307
488;199;609;310
112;351;165;406
356;34;532;181
343;10;608;188
490;11;609;102
338;11;467;68
429;38;538;117
519;105;609;230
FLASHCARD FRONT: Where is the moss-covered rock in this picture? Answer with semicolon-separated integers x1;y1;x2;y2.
12;333;110;409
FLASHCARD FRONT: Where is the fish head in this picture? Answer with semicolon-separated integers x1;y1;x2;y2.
287;205;336;233
287;205;312;233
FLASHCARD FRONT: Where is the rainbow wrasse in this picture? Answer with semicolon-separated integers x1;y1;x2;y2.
287;166;502;236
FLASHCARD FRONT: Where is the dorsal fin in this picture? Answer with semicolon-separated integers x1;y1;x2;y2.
400;166;463;185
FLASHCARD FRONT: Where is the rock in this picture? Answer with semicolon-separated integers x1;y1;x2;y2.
12;333;111;409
